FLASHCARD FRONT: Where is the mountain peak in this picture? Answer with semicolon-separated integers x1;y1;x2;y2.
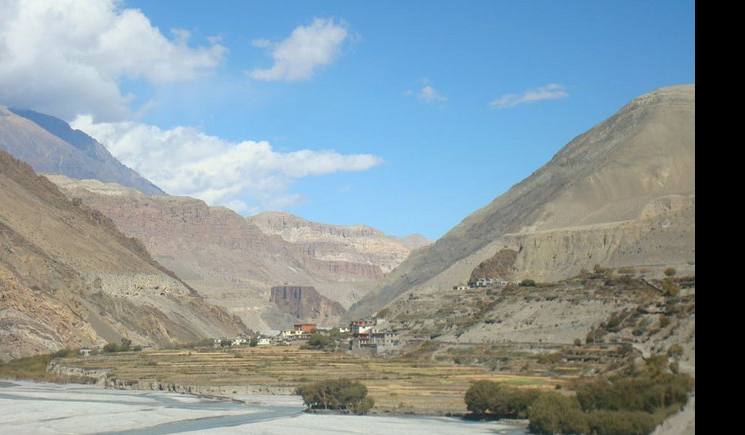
0;107;164;195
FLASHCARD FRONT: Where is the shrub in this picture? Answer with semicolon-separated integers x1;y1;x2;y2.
464;381;539;419
52;348;74;358
574;338;582;347
586;410;657;435
667;344;684;358
519;279;536;287
296;379;374;414
664;267;677;277
103;338;135;353
306;334;335;350
662;279;680;297
576;371;692;413
528;392;589;435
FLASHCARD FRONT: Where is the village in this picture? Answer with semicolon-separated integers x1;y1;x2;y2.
452;277;511;290
71;279;516;359
210;317;403;355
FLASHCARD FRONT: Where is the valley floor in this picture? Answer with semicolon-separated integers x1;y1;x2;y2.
46;343;564;416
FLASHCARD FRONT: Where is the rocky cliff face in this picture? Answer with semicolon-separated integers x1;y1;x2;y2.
0;107;163;195
269;286;345;327
350;84;695;320
0;150;246;360
249;211;430;275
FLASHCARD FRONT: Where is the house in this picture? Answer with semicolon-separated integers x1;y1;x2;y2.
349;331;401;354
279;329;304;340
257;338;271;346
350;319;375;335
294;323;317;334
454;284;469;291
231;337;247;346
79;348;91;357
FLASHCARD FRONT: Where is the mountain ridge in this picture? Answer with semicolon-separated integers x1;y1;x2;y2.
349;84;694;319
0;107;164;195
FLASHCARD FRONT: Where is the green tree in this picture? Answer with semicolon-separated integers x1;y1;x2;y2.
528;392;589;435
297;379;374;414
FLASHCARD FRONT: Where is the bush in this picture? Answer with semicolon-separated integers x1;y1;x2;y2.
464;381;539;419
528;392;589;435
306;333;335;350
664;267;677;277
103;338;135;353
296;379;374;414
586;410;657;435
662;279;680;297
519;279;536;287
667;344;684;358
52;348;74;358
576;371;692;413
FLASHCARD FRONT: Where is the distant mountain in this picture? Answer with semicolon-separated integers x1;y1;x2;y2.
249;211;430;274
0;107;163;195
48;177;424;332
350;84;695;320
0;150;246;360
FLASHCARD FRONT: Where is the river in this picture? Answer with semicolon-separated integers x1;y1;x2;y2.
0;380;528;434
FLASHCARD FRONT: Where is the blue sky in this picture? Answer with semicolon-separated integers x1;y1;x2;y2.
0;1;695;240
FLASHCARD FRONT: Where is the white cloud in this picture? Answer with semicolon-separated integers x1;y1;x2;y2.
70;116;382;212
405;80;447;104
0;0;225;121
248;18;347;81
489;84;568;109
417;85;447;103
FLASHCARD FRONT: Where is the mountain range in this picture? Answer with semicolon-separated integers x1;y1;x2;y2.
0;84;694;359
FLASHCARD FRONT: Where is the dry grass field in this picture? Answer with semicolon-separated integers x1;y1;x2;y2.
57;343;567;414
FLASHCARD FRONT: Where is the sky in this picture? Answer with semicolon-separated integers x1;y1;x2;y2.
0;0;695;240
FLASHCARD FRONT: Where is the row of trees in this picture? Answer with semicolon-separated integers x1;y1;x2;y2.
465;360;693;435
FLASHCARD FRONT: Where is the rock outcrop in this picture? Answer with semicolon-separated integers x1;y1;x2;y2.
269;286;345;326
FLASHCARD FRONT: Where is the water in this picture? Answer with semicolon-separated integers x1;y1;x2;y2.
0;380;528;434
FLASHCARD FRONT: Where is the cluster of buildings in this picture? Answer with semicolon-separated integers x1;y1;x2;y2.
213;335;271;347
348;318;401;354
454;277;511;290
212;319;402;354
278;323;319;342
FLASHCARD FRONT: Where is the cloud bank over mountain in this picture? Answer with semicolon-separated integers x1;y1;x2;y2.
71;116;382;212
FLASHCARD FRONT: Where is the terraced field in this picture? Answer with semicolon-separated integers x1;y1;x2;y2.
56;343;566;414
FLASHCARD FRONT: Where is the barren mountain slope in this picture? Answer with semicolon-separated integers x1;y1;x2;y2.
350;84;694;319
0;151;246;360
47;177;398;331
0;107;163;195
249;211;429;274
